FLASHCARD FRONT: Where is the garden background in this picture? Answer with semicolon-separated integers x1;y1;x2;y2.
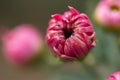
0;0;120;80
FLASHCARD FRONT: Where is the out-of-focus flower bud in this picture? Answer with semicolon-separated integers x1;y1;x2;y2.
94;0;120;32
106;71;120;80
46;6;96;61
2;24;43;66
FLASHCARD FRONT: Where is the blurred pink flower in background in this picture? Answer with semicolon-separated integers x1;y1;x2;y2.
94;0;120;31
106;71;120;80
2;24;43;66
46;6;96;61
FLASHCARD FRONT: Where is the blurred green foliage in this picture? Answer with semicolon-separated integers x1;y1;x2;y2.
0;0;120;80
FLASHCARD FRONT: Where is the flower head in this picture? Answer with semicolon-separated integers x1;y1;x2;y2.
106;71;120;80
2;24;43;66
46;6;96;61
94;0;120;31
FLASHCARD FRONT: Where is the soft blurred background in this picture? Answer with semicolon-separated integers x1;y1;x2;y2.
0;0;120;80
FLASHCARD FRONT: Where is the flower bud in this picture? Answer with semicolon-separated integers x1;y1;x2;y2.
2;24;43;66
106;71;120;80
94;0;120;32
46;6;96;61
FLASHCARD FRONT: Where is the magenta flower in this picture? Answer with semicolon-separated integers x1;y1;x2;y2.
106;71;120;80
2;24;43;66
46;6;96;61
94;0;120;31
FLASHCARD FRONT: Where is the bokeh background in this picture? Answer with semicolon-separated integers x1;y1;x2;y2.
0;0;120;80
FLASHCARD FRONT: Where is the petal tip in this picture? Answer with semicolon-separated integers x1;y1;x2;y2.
68;6;79;14
51;14;63;21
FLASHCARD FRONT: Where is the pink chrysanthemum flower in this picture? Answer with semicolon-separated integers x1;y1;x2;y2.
46;6;96;61
94;0;120;31
2;24;43;66
106;71;120;80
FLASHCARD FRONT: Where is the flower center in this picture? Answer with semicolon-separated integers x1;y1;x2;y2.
110;5;120;11
63;28;73;39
